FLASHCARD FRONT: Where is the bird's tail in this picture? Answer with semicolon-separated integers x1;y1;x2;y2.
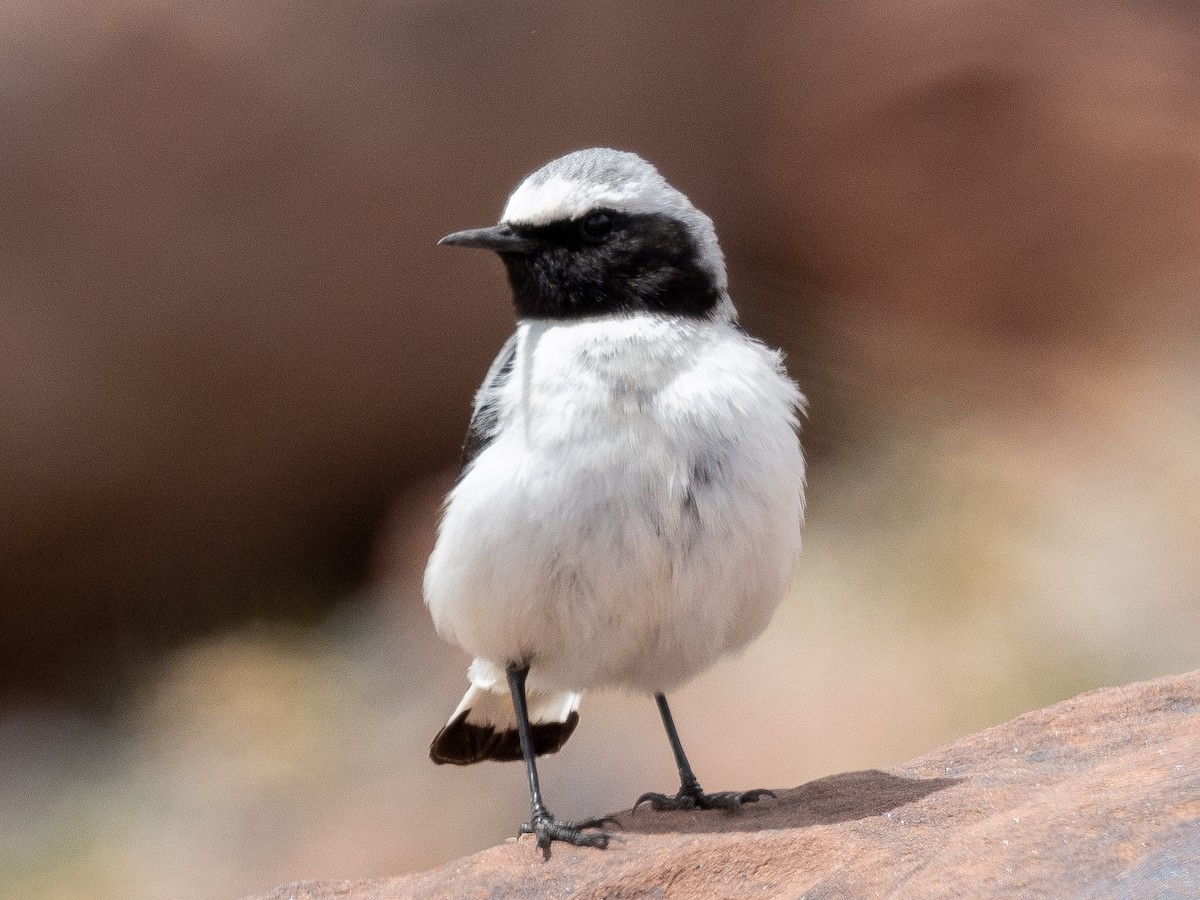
429;660;581;765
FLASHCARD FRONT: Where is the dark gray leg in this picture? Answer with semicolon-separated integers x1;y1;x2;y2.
634;692;775;813
507;663;616;857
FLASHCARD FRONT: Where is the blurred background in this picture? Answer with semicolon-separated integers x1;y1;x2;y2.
3;1;1200;897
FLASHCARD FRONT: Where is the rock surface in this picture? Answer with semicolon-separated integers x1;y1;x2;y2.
249;669;1200;899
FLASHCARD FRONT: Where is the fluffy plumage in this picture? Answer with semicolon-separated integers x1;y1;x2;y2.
425;148;805;765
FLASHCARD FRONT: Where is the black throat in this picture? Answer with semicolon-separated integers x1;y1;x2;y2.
499;212;723;320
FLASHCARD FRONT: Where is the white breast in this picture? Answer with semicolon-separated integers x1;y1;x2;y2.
423;314;805;695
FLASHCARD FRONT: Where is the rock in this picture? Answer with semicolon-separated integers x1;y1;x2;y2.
246;669;1200;899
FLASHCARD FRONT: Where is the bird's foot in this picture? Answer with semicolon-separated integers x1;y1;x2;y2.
518;810;619;859
633;781;775;814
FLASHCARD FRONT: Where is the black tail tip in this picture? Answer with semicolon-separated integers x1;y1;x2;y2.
430;710;580;765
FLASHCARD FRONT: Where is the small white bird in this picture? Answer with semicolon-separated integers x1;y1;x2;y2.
426;148;805;855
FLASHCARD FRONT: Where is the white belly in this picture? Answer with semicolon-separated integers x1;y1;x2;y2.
423;315;805;694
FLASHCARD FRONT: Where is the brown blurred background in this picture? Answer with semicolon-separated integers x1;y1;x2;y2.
3;1;1200;898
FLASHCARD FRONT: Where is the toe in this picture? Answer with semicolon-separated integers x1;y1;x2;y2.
704;792;743;813
633;790;701;812
577;830;610;850
632;792;667;812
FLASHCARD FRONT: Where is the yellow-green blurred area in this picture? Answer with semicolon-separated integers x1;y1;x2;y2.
4;1;1200;898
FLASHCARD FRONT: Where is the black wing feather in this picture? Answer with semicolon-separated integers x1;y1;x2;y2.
458;333;518;475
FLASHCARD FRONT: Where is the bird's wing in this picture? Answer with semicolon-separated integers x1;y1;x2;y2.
458;331;519;474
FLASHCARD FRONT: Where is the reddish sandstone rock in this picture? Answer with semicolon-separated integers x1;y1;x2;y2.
248;669;1200;899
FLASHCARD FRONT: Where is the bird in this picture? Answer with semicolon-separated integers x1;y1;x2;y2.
425;148;806;856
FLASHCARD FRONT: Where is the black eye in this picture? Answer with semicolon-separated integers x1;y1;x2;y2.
581;211;614;239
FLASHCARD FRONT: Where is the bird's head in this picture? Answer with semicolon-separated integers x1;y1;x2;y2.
439;149;733;322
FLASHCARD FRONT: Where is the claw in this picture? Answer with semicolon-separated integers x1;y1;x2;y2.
633;791;687;812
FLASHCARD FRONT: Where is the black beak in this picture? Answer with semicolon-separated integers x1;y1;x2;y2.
438;223;538;254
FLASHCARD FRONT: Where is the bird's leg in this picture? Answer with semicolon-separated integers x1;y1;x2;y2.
633;692;776;813
506;663;617;858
